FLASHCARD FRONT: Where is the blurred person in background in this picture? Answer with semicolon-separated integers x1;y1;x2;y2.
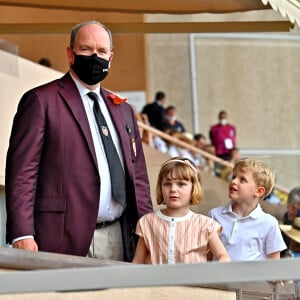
281;187;300;258
220;147;241;182
142;91;166;131
162;105;185;133
193;133;208;168
209;110;236;161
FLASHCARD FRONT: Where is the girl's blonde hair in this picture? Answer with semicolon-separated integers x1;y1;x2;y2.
156;157;203;205
233;158;275;199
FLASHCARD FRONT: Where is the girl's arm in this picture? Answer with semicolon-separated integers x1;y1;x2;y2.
208;231;230;262
132;237;149;264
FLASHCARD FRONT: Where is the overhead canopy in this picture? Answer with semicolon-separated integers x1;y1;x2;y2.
0;0;270;14
0;0;298;33
262;0;300;26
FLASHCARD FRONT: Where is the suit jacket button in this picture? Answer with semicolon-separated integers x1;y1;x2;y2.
94;179;100;185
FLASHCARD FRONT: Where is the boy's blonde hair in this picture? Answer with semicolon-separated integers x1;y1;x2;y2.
156;157;203;205
233;159;275;199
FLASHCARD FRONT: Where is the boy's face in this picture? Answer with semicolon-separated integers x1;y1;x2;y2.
229;167;264;204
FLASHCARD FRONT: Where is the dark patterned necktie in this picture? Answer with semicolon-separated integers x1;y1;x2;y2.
87;92;126;207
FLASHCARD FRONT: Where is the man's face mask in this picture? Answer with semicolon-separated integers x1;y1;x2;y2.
166;116;176;122
220;119;228;125
71;53;109;85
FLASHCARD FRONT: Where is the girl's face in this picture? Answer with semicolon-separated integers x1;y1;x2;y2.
161;177;193;210
229;167;262;203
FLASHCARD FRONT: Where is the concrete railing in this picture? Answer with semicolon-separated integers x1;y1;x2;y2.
0;247;298;299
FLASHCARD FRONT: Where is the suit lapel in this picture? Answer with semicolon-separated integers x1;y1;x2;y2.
58;73;98;169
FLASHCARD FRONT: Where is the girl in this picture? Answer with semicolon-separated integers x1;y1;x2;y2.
133;157;230;264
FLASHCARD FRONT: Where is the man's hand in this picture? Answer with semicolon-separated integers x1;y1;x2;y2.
12;238;38;251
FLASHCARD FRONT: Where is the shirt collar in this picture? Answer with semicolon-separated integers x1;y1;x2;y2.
156;209;194;222
222;201;263;219
69;71;101;98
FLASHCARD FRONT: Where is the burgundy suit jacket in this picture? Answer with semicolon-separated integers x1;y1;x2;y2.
5;73;152;261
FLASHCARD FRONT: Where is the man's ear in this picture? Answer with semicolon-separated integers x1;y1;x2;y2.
255;186;266;198
108;52;114;68
66;46;74;67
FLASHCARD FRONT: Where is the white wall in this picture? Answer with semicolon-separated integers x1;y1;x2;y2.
0;49;63;186
0;188;6;246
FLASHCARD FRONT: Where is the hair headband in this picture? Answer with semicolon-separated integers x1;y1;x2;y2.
162;159;199;174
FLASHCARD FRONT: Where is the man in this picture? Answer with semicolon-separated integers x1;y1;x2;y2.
193;133;207;168
5;20;153;262
209;110;236;161
194;133;207;151
142;91;166;131
283;187;300;225
162;105;185;133
280;187;300;257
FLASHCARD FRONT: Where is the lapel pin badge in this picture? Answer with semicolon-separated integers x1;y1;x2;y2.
101;126;109;136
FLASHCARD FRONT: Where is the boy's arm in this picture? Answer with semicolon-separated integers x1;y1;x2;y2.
267;251;280;259
267;251;284;287
132;237;148;264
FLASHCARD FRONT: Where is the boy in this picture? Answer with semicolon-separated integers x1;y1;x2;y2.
208;159;286;261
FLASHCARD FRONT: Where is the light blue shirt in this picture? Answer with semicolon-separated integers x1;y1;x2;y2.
208;201;287;261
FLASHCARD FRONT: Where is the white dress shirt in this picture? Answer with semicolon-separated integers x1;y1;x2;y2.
71;74;124;221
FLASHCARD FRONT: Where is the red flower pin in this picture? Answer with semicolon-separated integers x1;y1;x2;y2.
108;93;127;105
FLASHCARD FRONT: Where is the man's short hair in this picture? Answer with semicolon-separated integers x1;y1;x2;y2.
155;91;166;101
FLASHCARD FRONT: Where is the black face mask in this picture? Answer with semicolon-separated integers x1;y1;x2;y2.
71;53;109;85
